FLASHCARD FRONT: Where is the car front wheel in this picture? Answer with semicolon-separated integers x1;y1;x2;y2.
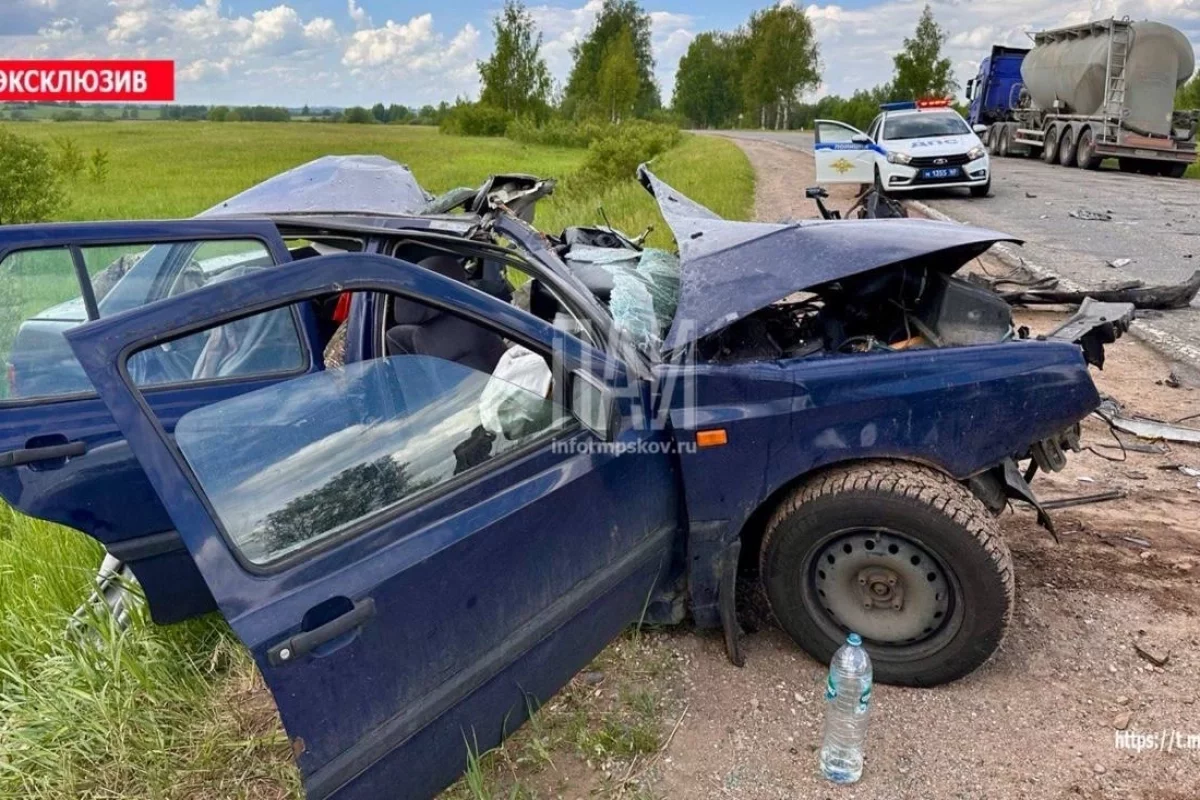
969;179;991;198
760;460;1014;686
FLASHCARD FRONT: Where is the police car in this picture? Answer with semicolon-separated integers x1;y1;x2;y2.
814;99;992;197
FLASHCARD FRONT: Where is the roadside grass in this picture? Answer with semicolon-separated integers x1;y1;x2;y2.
0;124;752;799
444;633;681;800
1188;161;1199;179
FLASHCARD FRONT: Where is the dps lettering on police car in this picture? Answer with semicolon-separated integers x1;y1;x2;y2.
814;98;992;198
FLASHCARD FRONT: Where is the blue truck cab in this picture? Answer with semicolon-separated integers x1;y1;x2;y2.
1;158;1128;799
966;45;1030;127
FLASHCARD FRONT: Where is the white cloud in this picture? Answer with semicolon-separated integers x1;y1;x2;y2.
6;0;1193;108
347;0;371;29
803;0;1200;101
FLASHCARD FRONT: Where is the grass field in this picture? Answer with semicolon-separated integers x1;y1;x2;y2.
0;121;754;799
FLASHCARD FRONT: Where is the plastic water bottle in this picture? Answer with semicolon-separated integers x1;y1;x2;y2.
819;632;873;784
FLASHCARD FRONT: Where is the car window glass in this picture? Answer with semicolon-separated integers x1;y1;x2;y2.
883;113;970;140
2;239;306;402
817;122;857;144
0;247;92;400
172;351;568;565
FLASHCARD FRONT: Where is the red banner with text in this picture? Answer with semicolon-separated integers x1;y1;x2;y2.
0;60;175;102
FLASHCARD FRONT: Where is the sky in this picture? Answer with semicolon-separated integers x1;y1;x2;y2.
2;0;1198;108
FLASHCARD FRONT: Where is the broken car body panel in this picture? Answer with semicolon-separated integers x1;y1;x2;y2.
636;166;1022;349
200;155;433;218
1;157;1129;799
64;253;682;800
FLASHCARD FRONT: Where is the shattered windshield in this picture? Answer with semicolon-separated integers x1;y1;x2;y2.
564;245;680;352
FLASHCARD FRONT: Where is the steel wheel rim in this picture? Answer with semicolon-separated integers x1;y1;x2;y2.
800;527;964;660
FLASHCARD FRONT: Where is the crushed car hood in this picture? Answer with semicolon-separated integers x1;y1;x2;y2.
200;155;432;218
636;166;1022;351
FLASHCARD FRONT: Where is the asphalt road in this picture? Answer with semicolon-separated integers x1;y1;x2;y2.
714;130;1200;366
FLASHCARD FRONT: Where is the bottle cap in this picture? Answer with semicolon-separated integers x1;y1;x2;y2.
847;632;863;646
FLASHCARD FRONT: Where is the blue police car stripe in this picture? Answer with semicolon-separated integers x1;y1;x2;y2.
814;142;888;156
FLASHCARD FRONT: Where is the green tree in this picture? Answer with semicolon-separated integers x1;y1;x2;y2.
563;0;660;119
371;102;388;123
742;5;820;129
477;0;553;119
891;4;957;101
343;106;374;124
1177;71;1200;110
597;28;639;122
0;130;64;224
386;103;411;123
301;104;311;116
672;32;742;128
207;105;229;122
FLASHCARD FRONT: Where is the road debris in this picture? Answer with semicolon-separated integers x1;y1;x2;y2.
1112;711;1133;730
984;270;1200;311
1134;642;1170;668
1070;208;1112;221
1119;536;1153;549
1039;490;1125;510
1107;258;1133;269
1097;400;1200;444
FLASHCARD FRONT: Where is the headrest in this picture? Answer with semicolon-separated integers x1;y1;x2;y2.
391;255;468;325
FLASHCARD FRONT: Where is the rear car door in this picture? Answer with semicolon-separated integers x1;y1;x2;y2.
0;220;320;622
814;119;880;185
65;252;682;799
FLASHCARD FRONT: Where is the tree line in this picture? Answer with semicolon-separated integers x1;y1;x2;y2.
674;4;958;131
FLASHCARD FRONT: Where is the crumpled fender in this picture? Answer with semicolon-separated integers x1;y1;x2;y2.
636;165;1022;351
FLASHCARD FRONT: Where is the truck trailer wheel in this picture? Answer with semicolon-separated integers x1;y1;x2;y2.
1041;126;1059;163
1075;128;1101;170
759;460;1014;686
1058;127;1078;167
997;127;1012;157
1163;163;1188;178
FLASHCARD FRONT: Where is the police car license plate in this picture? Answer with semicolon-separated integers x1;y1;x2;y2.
920;167;960;180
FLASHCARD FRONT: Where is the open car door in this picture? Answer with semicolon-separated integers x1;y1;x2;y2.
65;253;681;799
813;119;880;185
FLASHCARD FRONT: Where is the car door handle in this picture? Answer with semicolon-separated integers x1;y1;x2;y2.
267;597;376;666
0;440;87;468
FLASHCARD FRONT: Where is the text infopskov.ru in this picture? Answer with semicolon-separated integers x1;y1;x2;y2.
1115;729;1200;753
552;439;697;456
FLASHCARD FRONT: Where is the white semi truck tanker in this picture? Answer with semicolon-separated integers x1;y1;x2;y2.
966;17;1197;176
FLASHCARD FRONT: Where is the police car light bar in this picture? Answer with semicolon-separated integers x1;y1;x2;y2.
879;101;915;111
916;98;952;108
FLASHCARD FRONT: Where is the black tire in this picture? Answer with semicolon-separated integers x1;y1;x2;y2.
986;126;999;155
760;460;1014;687
1041;126;1058;163
969;179;991;198
1163;162;1188;178
1075;127;1101;169
997;127;1011;157
1058;127;1077;167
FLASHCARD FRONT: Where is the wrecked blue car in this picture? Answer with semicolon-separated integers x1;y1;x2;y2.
0;157;1128;799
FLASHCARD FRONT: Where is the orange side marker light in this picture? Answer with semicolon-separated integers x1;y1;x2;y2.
696;429;728;448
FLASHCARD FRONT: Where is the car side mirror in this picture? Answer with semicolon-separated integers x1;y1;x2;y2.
570;369;617;441
972;124;989;134
850;133;871;144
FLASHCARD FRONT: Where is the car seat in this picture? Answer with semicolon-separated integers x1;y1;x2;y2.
385;255;508;374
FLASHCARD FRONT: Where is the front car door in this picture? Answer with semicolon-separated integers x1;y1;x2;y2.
65;252;682;799
0;220;322;622
813;119;880;185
